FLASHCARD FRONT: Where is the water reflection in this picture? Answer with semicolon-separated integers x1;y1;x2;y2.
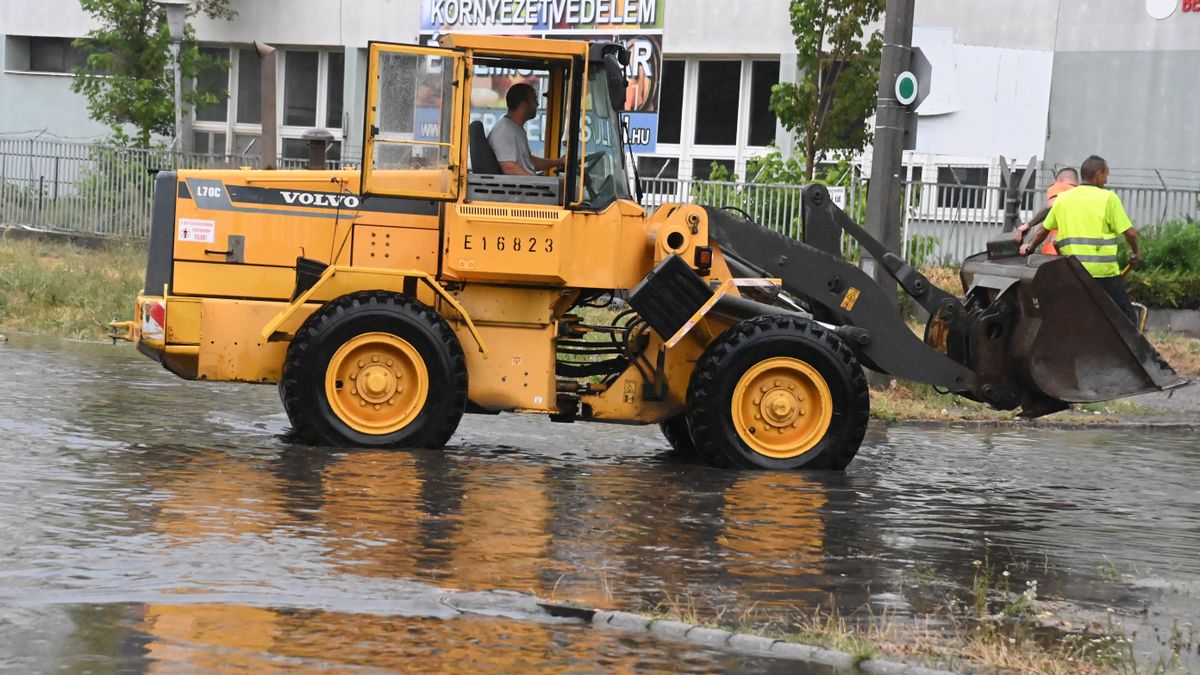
1;334;1198;670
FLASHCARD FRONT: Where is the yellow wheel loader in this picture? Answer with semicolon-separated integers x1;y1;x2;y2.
116;35;1187;470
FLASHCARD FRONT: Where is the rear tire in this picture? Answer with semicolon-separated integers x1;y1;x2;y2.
686;315;869;470
280;291;467;449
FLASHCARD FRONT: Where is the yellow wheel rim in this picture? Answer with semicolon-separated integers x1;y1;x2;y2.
324;332;429;435
730;357;834;460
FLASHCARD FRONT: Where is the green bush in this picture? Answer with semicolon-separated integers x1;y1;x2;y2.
1126;270;1200;309
1119;219;1200;309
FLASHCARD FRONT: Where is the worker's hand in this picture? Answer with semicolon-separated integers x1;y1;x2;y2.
1018;243;1032;256
1013;223;1029;242
1128;252;1140;268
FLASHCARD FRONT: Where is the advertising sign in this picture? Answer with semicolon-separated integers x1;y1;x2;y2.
420;0;664;153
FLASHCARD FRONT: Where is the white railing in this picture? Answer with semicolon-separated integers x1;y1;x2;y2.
900;181;1200;266
0;138;347;238
3;139;1196;266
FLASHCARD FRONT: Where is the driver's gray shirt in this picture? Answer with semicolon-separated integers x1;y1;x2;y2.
488;116;536;174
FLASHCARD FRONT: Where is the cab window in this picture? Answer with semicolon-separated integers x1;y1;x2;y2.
577;65;632;210
466;57;570;207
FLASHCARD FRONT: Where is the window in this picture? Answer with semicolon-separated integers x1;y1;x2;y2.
326;51;345;129
192;46;345;158
692;158;734;180
236;47;262;124
657;60;684;145
694;61;741;146
283;138;342;163
192;131;226;156
284;51;319;127
937;167;988;209
5;36;88;73
195;47;229;123
748;60;779;147
638;157;678;180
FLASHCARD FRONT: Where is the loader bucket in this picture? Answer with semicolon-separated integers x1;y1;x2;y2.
931;253;1188;417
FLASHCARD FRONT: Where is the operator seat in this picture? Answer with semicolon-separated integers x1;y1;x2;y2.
469;121;501;174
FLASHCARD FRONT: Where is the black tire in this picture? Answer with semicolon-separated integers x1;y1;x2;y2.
686;315;869;470
280;291;467;449
659;413;697;457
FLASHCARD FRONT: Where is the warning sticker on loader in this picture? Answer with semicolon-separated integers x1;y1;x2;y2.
840;287;861;311
178;219;215;243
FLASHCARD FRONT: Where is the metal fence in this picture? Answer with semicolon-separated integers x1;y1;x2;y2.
2;139;1196;267
0;138;346;238
901;181;1200;265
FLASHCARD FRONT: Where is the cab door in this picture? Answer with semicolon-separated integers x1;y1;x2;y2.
361;42;466;201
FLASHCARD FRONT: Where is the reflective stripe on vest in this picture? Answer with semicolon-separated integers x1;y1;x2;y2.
1056;236;1120;277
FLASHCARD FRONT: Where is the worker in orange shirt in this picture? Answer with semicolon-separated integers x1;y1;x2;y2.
1013;166;1079;254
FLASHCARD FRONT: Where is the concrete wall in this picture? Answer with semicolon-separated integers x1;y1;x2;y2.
663;0;792;55
1044;50;1200;174
915;0;1059;51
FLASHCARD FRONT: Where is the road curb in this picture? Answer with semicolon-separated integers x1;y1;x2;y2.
588;609;958;673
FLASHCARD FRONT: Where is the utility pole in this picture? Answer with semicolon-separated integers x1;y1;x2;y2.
864;0;916;308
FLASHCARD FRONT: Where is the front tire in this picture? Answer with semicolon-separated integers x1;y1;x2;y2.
659;414;697;457
280;291;467;449
686;315;869;470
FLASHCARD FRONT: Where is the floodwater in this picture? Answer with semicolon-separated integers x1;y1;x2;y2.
1;334;1197;671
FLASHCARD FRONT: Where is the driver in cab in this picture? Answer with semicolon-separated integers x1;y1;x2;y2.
489;84;565;176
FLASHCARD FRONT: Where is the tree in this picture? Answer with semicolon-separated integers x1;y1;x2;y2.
72;0;236;148
770;0;885;181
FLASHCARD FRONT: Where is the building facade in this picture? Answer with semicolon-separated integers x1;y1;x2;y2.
0;0;796;181
2;0;1199;188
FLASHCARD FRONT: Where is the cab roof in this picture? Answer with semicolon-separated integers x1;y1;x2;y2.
438;33;591;59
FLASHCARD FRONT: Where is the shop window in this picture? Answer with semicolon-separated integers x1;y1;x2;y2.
195;47;229;123
236;48;262;124
748;60;780;147
693;61;741;146
692;158;735;181
937;166;988;209
657;60;684;145
326;52;345;129
284;50;319;127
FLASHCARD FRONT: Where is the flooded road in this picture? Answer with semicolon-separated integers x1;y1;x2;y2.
1;334;1197;670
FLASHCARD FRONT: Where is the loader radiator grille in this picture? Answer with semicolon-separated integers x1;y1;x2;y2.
628;254;714;340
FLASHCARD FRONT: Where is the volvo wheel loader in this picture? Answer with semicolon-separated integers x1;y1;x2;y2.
115;35;1187;470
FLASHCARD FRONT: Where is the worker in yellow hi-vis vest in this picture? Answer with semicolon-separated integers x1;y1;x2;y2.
1021;155;1141;325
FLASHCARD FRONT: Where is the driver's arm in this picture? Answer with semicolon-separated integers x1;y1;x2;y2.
498;161;533;176
531;156;565;172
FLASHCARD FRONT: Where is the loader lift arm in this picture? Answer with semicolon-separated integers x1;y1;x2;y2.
703;183;1187;417
704;184;978;397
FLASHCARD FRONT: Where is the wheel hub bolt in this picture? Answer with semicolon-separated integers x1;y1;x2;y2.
372;356;379;363
374;404;381;411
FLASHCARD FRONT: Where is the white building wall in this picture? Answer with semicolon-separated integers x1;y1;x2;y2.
1;0;793;171
911;28;1054;162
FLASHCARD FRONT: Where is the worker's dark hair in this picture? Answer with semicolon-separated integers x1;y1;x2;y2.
1055;166;1079;183
1080;155;1108;181
506;83;536;111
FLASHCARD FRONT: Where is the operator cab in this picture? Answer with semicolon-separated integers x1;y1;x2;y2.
360;35;634;213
